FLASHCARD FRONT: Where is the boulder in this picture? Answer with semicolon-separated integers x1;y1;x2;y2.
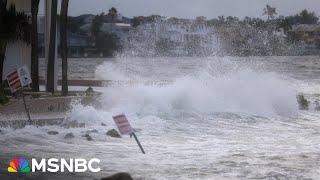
84;134;93;141
106;129;121;138
47;131;59;135
315;101;320;111
64;133;75;139
101;123;107;126
101;172;133;180
86;129;99;134
297;94;309;110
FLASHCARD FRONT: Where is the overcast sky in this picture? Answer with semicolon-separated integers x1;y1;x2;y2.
41;0;320;19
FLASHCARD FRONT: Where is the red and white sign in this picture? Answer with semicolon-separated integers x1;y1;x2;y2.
6;69;22;93
6;65;32;93
113;114;134;135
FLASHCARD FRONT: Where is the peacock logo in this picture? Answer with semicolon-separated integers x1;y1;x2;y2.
8;158;31;173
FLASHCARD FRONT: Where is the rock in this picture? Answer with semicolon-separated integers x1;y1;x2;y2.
297;94;309;110
101;172;133;180
85;86;94;96
86;129;99;134
47;131;59;135
84;134;93;141
315;101;320;111
63;120;85;128
101;123;107;126
106;129;121;138
64;133;75;139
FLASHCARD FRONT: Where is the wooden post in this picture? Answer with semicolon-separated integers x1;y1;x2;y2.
131;132;145;154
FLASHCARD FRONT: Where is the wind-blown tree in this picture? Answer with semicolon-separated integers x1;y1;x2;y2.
46;0;58;93
60;0;69;96
31;0;40;92
0;2;30;88
263;5;277;20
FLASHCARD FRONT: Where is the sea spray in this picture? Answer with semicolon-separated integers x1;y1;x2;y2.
69;58;298;123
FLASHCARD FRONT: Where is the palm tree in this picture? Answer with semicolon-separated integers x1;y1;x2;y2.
60;0;69;96
108;7;118;22
31;0;40;92
0;2;30;88
263;5;277;20
46;0;58;93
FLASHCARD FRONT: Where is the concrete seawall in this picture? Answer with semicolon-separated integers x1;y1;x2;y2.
0;96;100;115
0;95;101;128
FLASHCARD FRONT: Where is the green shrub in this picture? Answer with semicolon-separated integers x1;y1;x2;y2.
0;88;9;105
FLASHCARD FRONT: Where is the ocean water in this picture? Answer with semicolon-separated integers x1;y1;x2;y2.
1;56;320;180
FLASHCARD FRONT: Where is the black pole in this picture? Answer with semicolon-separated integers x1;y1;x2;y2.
46;0;58;93
132;132;145;154
21;92;32;125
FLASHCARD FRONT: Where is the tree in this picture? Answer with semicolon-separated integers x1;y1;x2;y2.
90;13;104;39
284;9;319;27
108;7;118;22
298;10;318;24
263;5;277;20
218;16;225;23
31;0;40;92
95;32;121;57
132;17;142;28
278;17;292;34
46;0;58;93
60;0;69;96
196;16;207;22
0;2;30;88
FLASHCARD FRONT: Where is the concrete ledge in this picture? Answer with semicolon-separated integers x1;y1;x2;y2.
0;95;100;115
0;118;64;128
39;79;106;87
39;79;173;87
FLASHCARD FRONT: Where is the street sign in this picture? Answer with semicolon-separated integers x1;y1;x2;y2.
112;114;145;154
113;114;134;135
18;65;32;87
6;65;32;93
6;69;22;93
6;65;32;124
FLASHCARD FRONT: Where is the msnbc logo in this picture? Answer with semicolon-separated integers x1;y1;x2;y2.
8;158;31;173
7;158;100;173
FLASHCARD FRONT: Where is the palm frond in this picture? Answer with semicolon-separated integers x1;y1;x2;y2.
0;4;30;44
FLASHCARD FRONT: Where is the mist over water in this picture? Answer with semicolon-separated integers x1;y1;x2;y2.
121;20;219;57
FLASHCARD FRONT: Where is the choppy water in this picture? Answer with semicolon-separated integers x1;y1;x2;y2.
1;56;320;180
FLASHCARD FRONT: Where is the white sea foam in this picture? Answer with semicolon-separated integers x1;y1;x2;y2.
73;58;298;122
